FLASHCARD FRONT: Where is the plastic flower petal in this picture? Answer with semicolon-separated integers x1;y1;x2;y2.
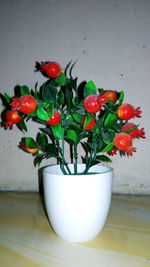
10;98;21;110
134;107;142;118
137;128;146;138
108;147;117;156
126;147;137;157
3;121;13;130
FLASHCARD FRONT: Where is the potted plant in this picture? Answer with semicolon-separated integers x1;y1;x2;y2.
0;61;145;242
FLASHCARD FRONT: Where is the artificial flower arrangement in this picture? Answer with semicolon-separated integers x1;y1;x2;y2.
0;61;145;175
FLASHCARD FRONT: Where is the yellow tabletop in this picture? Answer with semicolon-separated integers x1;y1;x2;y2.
0;192;150;267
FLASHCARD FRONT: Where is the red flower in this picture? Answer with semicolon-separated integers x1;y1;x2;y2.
121;123;146;139
137;128;146;138
134;107;142;118
126;147;137;157
108;147;117;156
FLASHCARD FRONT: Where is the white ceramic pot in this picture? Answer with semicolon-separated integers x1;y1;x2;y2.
43;164;113;242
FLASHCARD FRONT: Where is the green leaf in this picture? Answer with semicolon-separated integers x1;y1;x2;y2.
40;127;52;136
66;77;77;91
78;131;89;141
37;132;48;146
45;144;57;157
72;113;82;123
122;125;138;134
97;112;108;129
42;84;57;103
20;85;30;95
33;85;40;99
57;90;64;105
104;113;117;128
25;137;38;148
113;122;122;132
27;111;37;117
47;103;54;117
55;73;66;86
69;61;77;79
66;115;74;121
36;106;49;121
102;131;115;144
66;129;78;143
102;142;114;152
3;93;11;103
64;116;81;131
64;120;81;132
81;142;91;153
83;113;92;128
89;160;100;167
72;96;78;106
37;100;49;107
34;154;45;167
64;61;72;77
107;100;114;107
96;155;112;162
84;81;97;98
51;123;62;140
75;108;86;115
118;91;124;105
64;87;73;109
98;88;105;94
17;119;28;132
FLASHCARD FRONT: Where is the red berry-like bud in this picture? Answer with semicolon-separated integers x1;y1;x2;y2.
47;110;61;125
117;104;134;120
84;95;101;113
117;104;142;120
113;133;132;151
97;94;108;105
40;61;62;78
4;110;22;129
103;90;117;102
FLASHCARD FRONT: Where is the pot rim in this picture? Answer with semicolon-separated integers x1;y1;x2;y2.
43;164;113;176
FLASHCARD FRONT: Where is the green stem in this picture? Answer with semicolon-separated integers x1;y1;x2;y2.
70;144;73;163
62;131;65;167
83;131;97;174
56;140;71;175
61;120;72;175
74;143;78;174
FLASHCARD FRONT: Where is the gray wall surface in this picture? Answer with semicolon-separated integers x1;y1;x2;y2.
0;0;149;193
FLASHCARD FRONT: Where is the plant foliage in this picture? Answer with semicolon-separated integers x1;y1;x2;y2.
0;61;145;174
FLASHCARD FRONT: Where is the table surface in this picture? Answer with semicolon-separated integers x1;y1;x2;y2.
0;192;150;267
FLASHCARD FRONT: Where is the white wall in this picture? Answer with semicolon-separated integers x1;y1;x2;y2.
0;0;149;193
